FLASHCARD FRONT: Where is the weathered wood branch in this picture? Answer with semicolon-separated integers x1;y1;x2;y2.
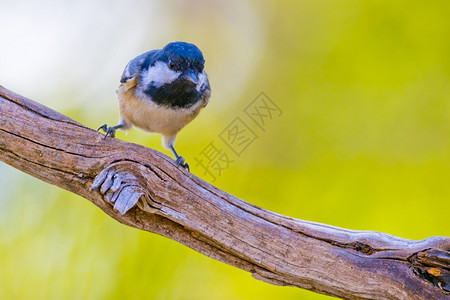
0;85;448;299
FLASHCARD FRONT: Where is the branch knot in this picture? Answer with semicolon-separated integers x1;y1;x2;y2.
90;161;160;214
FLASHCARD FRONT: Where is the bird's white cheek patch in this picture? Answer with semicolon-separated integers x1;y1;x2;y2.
142;61;181;87
196;71;208;92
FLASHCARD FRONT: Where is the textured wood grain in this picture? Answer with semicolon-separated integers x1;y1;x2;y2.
0;85;448;300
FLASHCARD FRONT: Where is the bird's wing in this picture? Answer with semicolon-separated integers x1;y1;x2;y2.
120;50;159;83
201;77;211;108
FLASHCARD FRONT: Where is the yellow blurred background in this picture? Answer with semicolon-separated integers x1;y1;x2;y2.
0;1;449;299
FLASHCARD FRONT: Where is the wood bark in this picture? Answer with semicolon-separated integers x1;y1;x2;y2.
0;85;448;300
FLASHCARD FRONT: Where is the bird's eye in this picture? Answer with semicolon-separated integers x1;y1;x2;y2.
169;62;176;69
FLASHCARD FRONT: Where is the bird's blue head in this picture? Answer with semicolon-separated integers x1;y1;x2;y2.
155;42;205;85
139;41;210;108
161;42;204;69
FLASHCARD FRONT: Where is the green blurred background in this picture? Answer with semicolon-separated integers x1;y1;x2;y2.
0;1;449;299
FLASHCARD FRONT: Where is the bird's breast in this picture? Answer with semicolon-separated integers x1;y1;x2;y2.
117;84;205;136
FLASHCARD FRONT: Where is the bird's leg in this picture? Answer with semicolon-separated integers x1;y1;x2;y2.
98;123;124;139
170;144;190;171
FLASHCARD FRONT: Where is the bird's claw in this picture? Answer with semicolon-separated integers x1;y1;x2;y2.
98;124;116;139
97;124;108;132
175;156;190;172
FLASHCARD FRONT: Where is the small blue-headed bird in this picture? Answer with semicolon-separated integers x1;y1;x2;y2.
99;42;211;170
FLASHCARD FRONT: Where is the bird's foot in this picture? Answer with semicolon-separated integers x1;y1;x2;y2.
175;156;190;172
98;124;117;139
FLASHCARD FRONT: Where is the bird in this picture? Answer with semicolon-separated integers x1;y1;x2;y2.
98;41;211;171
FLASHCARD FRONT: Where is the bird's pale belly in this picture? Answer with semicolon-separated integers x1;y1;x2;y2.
118;84;202;136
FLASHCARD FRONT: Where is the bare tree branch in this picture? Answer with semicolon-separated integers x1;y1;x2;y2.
0;85;448;300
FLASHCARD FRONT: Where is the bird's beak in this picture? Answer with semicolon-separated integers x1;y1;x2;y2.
183;71;198;85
